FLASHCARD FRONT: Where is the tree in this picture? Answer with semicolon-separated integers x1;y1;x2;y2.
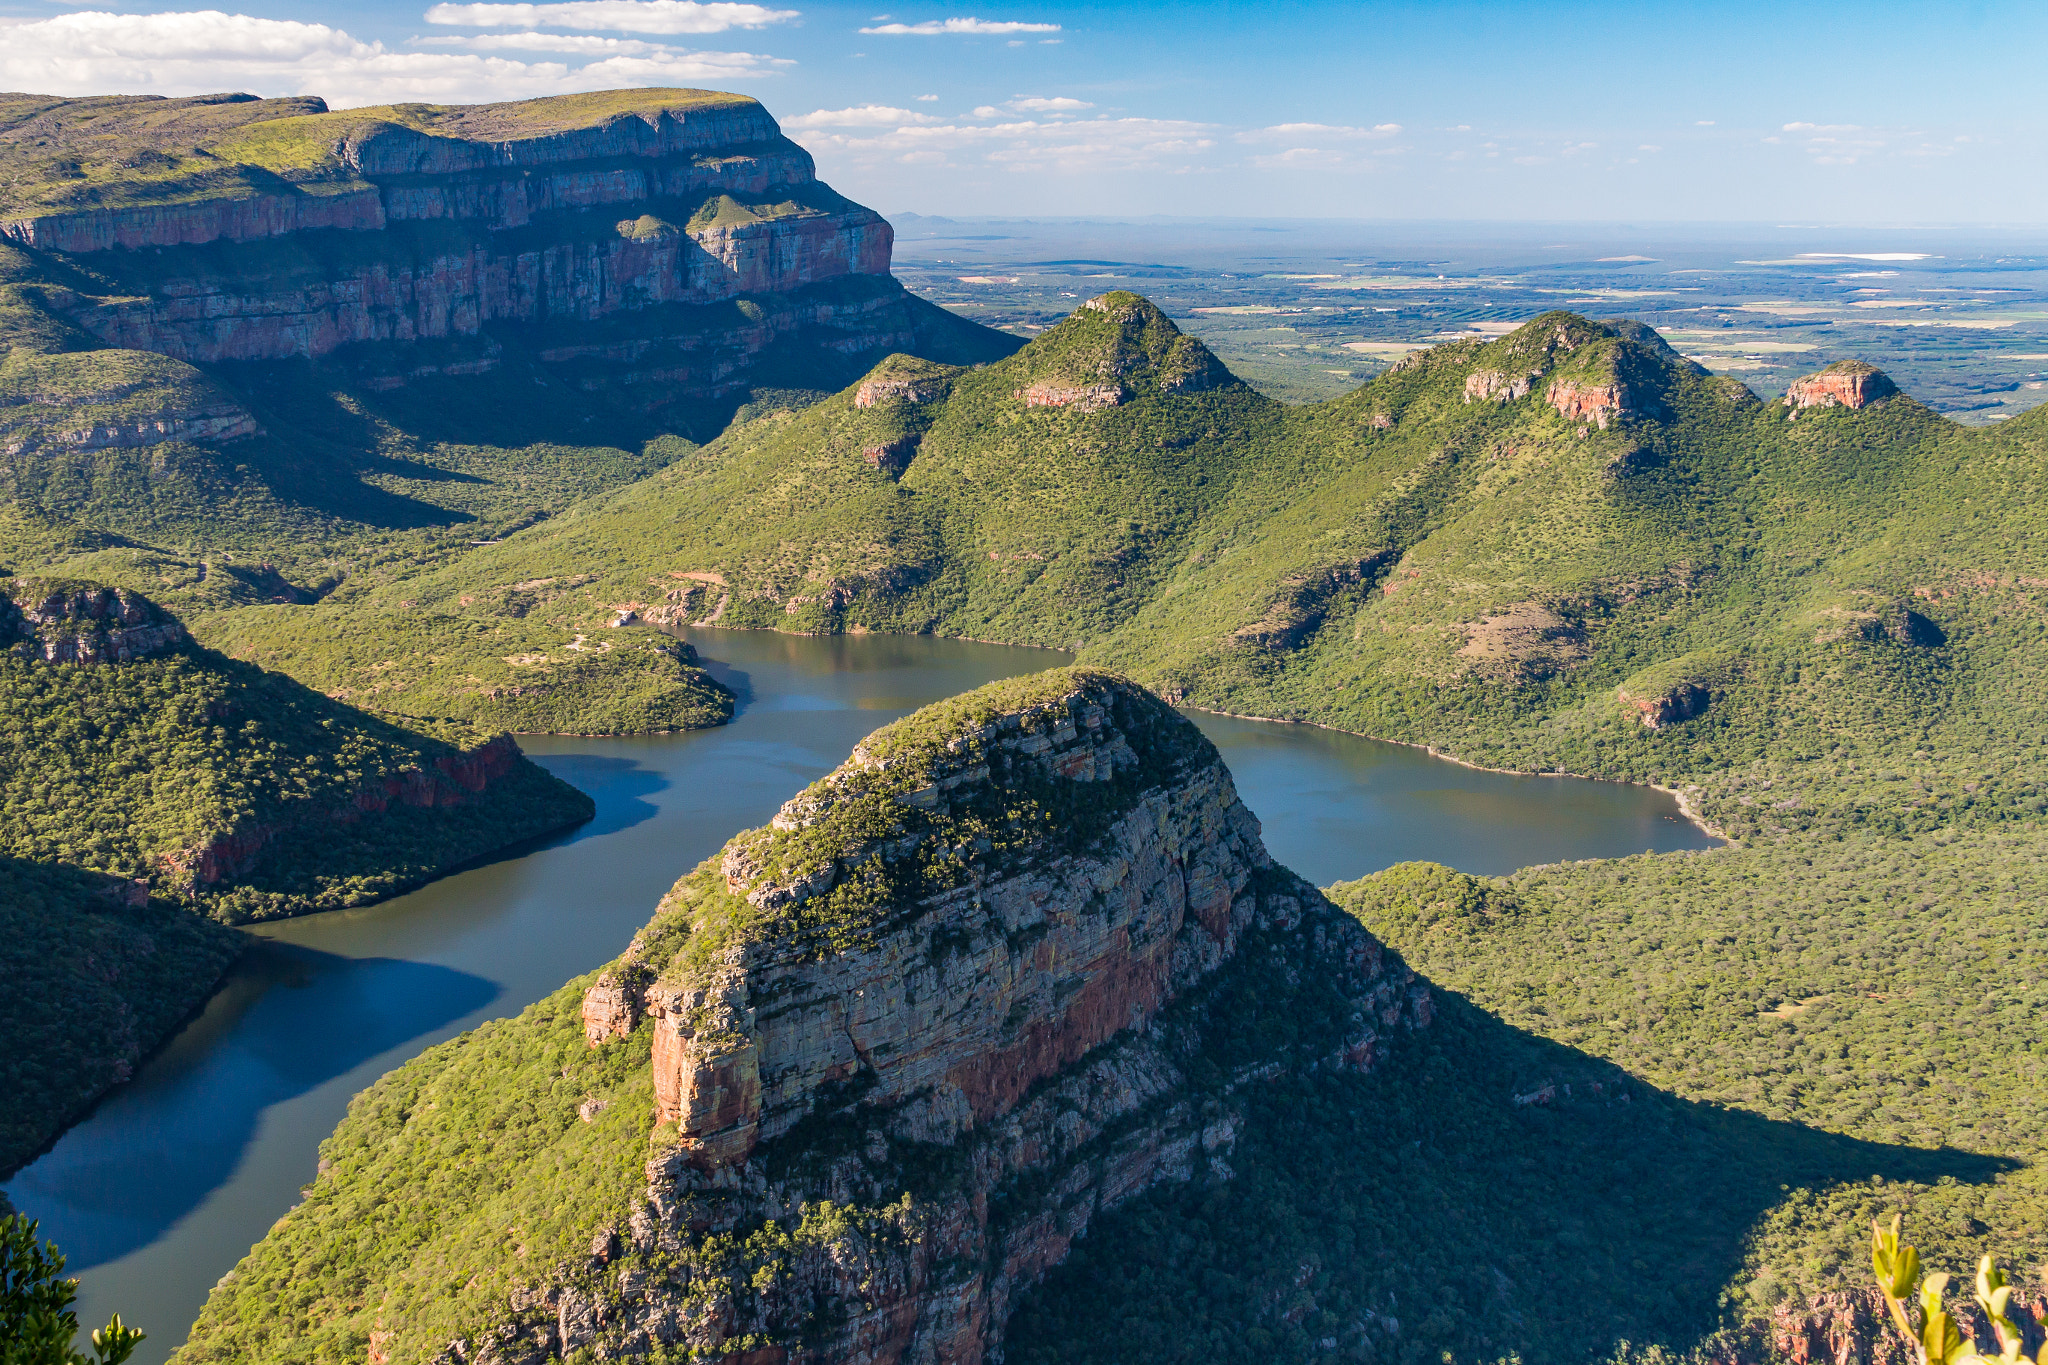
1872;1215;2044;1365
0;1214;143;1365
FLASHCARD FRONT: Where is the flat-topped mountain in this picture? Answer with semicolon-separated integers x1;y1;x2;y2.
177;668;1427;1364
0;87;1015;431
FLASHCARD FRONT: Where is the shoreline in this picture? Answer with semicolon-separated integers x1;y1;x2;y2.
654;622;1736;846
1175;701;1734;847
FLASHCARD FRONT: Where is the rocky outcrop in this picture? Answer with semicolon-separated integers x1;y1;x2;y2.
1017;379;1127;412
0;349;261;457
4;403;258;457
854;374;950;409
1618;680;1710;728
1;189;386;255
1231;553;1396;653
1785;362;1898;413
1811;600;1945;648
862;436;919;478
1464;369;1537;404
998;294;1238;419
156;733;525;889
462;669;1427;1365
3;580;186;663
1729;1284;2048;1365
1548;377;1634;429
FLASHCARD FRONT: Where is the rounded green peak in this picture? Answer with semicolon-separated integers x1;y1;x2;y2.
1084;290;1157;316
847;666;1176;770
1007;291;1238;399
1471;310;1700;386
705;667;1219;949
850;352;960;408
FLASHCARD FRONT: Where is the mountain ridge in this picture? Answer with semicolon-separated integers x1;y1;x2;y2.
174;668;1428;1365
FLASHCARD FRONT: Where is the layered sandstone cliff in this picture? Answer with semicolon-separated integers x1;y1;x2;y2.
0;89;1011;410
0;349;259;459
1785;361;1898;413
366;669;1424;1365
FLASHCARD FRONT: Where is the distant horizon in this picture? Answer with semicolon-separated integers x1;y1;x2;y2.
0;0;2041;224
886;213;2048;233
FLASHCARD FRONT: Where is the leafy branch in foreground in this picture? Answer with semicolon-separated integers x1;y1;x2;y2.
0;1214;142;1365
1874;1215;2044;1365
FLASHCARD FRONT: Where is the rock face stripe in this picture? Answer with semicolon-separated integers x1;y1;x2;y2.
535;670;1426;1365
6;94;895;368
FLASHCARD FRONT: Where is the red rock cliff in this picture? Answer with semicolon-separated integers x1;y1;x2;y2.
486;669;1429;1365
4;91;897;370
1785;362;1898;412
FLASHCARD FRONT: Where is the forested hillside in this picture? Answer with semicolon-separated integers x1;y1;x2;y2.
9;278;2048;1358
277;297;2047;1359
0;577;596;1175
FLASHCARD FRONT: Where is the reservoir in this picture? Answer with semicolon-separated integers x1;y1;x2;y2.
4;629;1719;1362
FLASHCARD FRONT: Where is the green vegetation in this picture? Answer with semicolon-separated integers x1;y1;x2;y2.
9;206;2048;1360
1871;1216;2048;1365
713;667;1201;957
194;608;731;734
1;1215;144;1365
0;88;762;220
172;974;656;1365
169;670;1414;1365
0;583;592;923
0;855;242;1178
385;293;1279;643
0;575;593;1176
0;91;331;220
142;299;2048;1359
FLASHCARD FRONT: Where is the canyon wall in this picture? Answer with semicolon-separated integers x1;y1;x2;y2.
489;668;1427;1365
1;91;1005;408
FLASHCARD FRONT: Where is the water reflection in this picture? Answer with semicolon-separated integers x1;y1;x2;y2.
4;630;1716;1363
1188;712;1718;884
7;945;496;1270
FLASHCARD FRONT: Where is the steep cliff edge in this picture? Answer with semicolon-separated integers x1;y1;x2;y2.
177;668;1427;1365
0;576;594;922
0;89;1017;424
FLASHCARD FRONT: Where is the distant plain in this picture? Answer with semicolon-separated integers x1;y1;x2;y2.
891;216;2048;417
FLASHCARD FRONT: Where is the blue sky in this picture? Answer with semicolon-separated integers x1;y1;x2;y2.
1;0;2041;222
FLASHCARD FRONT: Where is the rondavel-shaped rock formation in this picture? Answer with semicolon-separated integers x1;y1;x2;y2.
178;668;1428;1365
1783;360;1899;413
561;669;1428;1363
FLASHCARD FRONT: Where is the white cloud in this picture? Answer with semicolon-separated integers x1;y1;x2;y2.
0;9;788;107
783;103;937;127
1779;120;1891;165
1694;119;1714;126
417;31;677;53
971;105;998;117
858;17;1060;35
1249;147;1348;170
1240;122;1400;142
1008;96;1090;112
423;0;797;34
914;92;937;100
793;114;1215;174
1233;121;1403;171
